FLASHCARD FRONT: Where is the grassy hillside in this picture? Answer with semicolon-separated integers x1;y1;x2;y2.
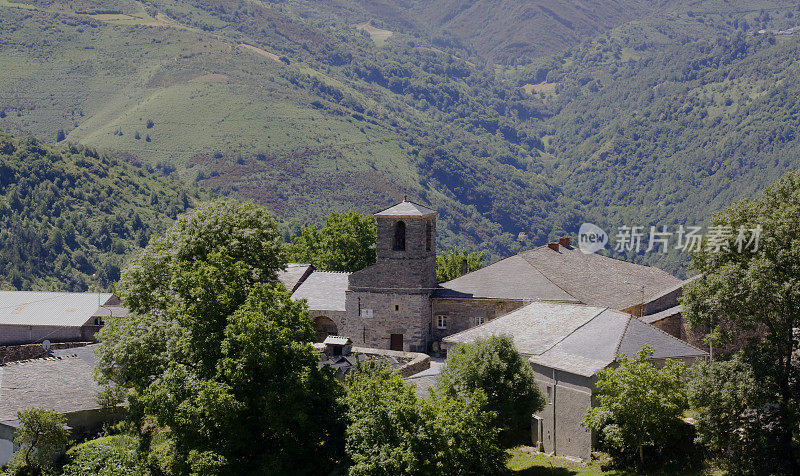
0;131;204;291
3;0;800;276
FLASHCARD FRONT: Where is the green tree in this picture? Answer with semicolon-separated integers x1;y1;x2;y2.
62;434;146;476
436;249;483;282
436;334;544;446
687;354;775;475
683;170;800;473
343;361;505;475
287;211;375;272
9;408;71;475
581;346;688;467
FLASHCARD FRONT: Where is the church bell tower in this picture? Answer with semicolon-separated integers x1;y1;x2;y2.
343;199;437;352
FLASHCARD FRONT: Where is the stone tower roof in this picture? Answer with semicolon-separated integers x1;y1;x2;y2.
374;199;436;218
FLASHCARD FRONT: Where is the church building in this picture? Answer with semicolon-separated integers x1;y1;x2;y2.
288;199;702;354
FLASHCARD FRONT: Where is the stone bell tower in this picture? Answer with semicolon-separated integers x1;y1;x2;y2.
343;199;437;352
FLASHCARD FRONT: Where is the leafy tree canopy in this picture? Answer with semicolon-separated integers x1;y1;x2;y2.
9;408;72;475
343;361;506;475
287;211;376;272
683;169;800;473
581;346;687;467
436;248;484;282
436;334;545;447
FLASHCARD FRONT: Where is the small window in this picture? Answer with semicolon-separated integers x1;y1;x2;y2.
393;221;406;251
425;221;432;252
436;315;447;329
546;386;553;404
473;316;485;326
395;304;400;311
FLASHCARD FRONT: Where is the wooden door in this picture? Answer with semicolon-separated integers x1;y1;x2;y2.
390;333;403;351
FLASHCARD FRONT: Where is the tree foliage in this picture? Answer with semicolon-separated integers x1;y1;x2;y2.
436;248;484;282
62;434;146;476
96;200;345;474
343;361;506;475
9;408;72;475
0;132;199;292
287;211;376;272
581;346;688;467
436;335;544;446
686;354;782;475
683;170;800;473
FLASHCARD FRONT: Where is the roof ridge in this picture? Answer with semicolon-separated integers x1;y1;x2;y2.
521;249;582;303
630;316;709;355
1;354;80;367
614;314;633;357
537;306;608;356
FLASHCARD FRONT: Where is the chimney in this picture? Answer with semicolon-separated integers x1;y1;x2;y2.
559;236;570;248
547;242;559;251
461;258;469;275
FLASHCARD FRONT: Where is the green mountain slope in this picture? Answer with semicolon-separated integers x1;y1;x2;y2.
3;0;800;276
0;131;204;291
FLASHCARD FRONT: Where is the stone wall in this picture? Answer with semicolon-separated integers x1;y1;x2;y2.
430;298;526;342
350;346;430;377
343;290;431;352
532;363;595;461
0;341;92;364
0;324;97;346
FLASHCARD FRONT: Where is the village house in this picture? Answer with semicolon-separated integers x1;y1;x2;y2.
0;291;126;347
292;199;702;354
0;345;123;466
441;302;707;460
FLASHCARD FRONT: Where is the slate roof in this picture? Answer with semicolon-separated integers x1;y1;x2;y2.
435;244;681;310
0;348;102;424
642;304;683;325
443;302;707;377
323;335;352;346
374;200;436;218
405;366;441;399
277;263;315;293
0;291;116;327
291;271;350;312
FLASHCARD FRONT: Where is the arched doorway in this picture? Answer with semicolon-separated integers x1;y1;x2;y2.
314;316;338;342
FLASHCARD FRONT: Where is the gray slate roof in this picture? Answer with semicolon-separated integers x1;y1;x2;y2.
291;271;350;312
0;346;102;424
436;244;681;310
405;366;441;399
278;263;314;293
642;304;683;325
0;291;116;327
374;200;436;218
443;302;706;377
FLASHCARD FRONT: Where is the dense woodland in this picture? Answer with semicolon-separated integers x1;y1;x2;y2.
0;132;202;291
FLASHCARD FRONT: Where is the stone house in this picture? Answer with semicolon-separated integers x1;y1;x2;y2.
291;199;698;353
441;302;708;460
0;345;124;466
0;291;126;346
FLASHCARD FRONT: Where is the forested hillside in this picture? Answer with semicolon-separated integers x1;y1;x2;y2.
2;0;800;276
0;132;203;291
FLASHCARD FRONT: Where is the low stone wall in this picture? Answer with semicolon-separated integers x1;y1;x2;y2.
0;342;92;364
350;346;430;377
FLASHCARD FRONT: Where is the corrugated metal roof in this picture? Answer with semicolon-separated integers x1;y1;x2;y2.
323;335;352;346
0;291;115;327
291;271;350;312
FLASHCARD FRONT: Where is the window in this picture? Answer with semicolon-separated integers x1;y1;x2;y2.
546;386;553;404
425;221;432;251
436;315;447;329
473;316;485;326
395;304;400;311
393;221;406;251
